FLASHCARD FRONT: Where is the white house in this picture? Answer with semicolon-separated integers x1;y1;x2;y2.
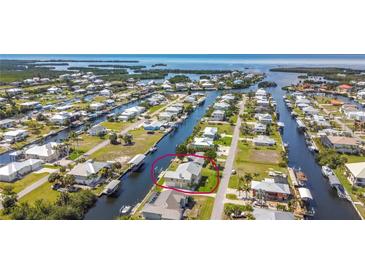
20;101;42;110
0;119;16;129
158;112;175;121
90;102;105;111
254;123;267;134
24;142;63;162
255;88;267;97
211;110;225;121
202;127;218;139
50;112;71;125
345;162;365;186
47;86;62;93
164;162;202;189
255;113;272;124
88;124;107;136
3;129;28;143
252;135;276;146
190;137;214;150
0;159;43;182
100;89;112;96
302;106;319;115
213;102;230;111
68;160;110;187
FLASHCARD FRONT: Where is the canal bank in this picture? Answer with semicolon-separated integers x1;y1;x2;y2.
84;91;220;219
266;71;360;220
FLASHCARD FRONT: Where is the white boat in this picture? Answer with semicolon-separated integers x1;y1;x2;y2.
149;146;157;153
119;205;131;215
321;165;333;177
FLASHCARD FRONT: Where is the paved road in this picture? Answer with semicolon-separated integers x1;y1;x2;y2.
17;175;51;200
210;97;246;220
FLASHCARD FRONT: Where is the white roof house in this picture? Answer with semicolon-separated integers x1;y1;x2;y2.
345;162;365;186
68;160;110;186
254;113;272;124
254;123;267;133
24;142;62;162
100;89;112;96
203;127;218;139
0;159;43;182
211;110;225;121
158;112;175;121
164;162;202;189
213;102;230;110
50;112;71;125
90;102;105;111
47;86;62;93
3;129;28;142
251;178;291;195
252;135;276;146
88;124;107;136
190;137;214;149
255;88;267;96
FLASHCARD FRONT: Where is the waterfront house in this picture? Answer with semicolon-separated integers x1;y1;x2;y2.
312;115;331;128
164;162;202;189
190;137;214;150
3;129;28;143
0;119;16;129
68;160;110;187
165;106;182;115
20;101;42;110
24;142;64;163
337;84;352;93
7;88;22;96
100;89;112;96
345;162;365;186
158;111;175;121
252;207;295;220
119;106;146;121
256;98;270;107
302;106;319;115
255;88;267;97
47;86;62;94
211;110;225;121
252;135;276;146
320;135;359;154
251;178;291;201
143;121;164;131
141;190;188;220
0;159;43;182
213;102;230;111
345;111;365;121
254;123;267;134
88;124;107;136
221;94;235;102
50;112;71;125
254;113;272;125
90;102;105;111
202;127;218;139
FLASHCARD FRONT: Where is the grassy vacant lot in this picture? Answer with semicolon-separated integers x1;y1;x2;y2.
0;172;49;194
185;196;214;220
100;121;131;132
229;141;287;189
72;134;106;152
91;128;164;162
19;182;60;205
201;122;234;135
148;104;166;114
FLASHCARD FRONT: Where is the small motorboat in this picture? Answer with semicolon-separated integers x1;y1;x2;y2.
119;205;132;215
149;146;157;153
321;165;333;177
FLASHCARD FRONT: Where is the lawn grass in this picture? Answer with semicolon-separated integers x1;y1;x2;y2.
19;182;60;205
214;136;232;146
226;194;238;200
91;128;164;161
148;104;166;114
72;133;106;152
197;167;220;192
100;121;131;132
186;196;214;220
201;122;234;135
0;172;49;194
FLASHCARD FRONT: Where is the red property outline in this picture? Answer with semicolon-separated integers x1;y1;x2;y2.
150;153;220;194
